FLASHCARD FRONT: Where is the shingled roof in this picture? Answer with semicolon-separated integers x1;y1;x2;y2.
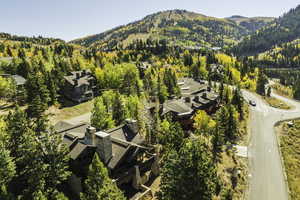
105;123;145;170
178;78;208;96
64;70;93;86
163;99;194;116
54;120;147;171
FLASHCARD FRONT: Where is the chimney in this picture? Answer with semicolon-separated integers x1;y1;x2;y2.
73;79;78;86
194;95;200;103
82;70;86;77
76;72;80;79
185;97;191;103
125;119;139;134
94;131;112;164
85;126;96;145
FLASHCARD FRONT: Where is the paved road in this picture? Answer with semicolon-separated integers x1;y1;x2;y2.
242;90;300;200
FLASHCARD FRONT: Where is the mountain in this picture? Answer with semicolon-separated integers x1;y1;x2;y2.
70;10;265;50
233;5;300;56
226;15;274;32
0;32;63;45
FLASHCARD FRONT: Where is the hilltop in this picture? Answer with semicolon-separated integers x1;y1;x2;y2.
70;9;270;50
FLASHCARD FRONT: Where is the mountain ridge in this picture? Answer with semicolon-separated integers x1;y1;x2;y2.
70;9;273;50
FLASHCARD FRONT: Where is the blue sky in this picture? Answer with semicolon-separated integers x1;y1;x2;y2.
1;0;299;41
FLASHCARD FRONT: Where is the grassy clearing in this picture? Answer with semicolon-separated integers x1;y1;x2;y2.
271;83;293;99
277;120;300;200
48;100;94;124
263;96;291;110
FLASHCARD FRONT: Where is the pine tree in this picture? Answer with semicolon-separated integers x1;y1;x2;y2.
112;92;126;125
256;69;268;96
158;139;218;200
81;154;126;200
226;105;238;142
231;87;244;119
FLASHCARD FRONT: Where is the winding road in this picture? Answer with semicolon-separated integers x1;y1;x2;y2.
242;89;300;200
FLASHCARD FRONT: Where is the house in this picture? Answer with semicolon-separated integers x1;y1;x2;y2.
160;78;220;128
177;78;220;113
54;119;158;197
63;70;96;103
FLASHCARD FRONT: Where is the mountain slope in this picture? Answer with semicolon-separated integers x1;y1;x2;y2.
226;15;274;32
71;10;260;50
233;5;300;56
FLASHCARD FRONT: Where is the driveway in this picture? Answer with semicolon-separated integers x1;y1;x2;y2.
242;90;300;200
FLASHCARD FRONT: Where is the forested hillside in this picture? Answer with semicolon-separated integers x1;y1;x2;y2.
0;32;63;45
70;9;268;51
233;5;300;55
226;15;274;32
256;39;300;68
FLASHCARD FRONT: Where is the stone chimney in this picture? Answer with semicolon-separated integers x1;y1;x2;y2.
82;70;86;77
85;126;96;145
76;72;80;79
185;97;191;103
125;119;139;134
94;131;112;164
194;95;200;103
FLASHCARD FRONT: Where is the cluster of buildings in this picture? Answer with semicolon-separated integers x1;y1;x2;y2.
156;78;220;128
54;119;158;199
54;71;220;199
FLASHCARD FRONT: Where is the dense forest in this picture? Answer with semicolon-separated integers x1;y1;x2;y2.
232;5;300;56
254;39;300;68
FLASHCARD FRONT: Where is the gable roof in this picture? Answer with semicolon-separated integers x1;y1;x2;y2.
163;99;193;116
64;70;94;86
178;78;208;96
105;124;145;170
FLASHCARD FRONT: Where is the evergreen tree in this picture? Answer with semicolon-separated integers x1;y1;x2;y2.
293;80;300;100
158;138;218;200
256;69;268;96
159;120;184;151
231;87;244;119
226;105;238;142
112;92;126;125
81;154;126;200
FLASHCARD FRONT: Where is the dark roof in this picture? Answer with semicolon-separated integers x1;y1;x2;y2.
54;120;147;170
64;70;94;86
105;124;145;170
69;142;88;160
54;121;89;139
163;99;193;116
178;78;208;96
